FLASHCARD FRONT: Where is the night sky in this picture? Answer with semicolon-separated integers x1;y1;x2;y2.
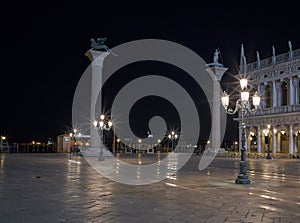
2;3;300;143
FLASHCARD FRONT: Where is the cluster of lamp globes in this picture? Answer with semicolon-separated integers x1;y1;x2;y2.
168;131;178;139
93;114;113;130
69;128;81;138
221;78;261;111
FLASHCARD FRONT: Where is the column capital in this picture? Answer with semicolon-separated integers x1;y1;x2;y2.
275;81;283;90
206;66;228;82
293;76;299;87
85;49;110;66
260;85;266;94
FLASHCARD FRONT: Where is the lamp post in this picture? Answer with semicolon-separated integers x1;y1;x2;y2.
138;138;142;152
221;78;260;184
263;124;272;159
69;128;82;156
69;129;82;141
168;131;178;151
157;139;161;152
93;114;113;161
116;138;120;153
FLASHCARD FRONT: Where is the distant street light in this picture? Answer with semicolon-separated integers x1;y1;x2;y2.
168;131;178;151
69;128;82;156
138;138;142;152
93;114;113;161
116;138;121;153
221;78;260;184
157;139;161;152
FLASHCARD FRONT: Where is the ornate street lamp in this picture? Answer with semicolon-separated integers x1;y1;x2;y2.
93;114;113;161
69;128;82;156
263;124;272;159
69;128;82;139
221;78;260;184
168;131;178;151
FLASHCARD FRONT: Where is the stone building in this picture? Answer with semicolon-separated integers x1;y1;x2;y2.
236;42;300;156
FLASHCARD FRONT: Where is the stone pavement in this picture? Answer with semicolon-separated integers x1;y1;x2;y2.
0;153;299;223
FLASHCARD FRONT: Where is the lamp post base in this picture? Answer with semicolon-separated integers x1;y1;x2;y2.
235;175;250;184
235;160;250;184
98;148;105;161
266;155;272;159
98;157;105;161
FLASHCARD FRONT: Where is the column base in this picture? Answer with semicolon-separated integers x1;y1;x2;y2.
80;147;113;157
98;156;105;161
235;175;250;184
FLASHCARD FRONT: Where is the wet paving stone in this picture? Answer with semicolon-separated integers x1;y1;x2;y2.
0;153;299;222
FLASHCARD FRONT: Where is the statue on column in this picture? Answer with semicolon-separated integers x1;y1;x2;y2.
272;46;276;65
90;37;117;56
288;40;293;60
213;49;220;64
208;48;223;67
256;51;261;69
213;49;223;67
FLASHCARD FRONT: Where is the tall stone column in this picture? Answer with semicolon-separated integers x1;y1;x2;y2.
289;124;294;155
85;50;110;156
206;65;228;151
276;81;283;106
289;77;294;105
257;126;262;153
272;81;277;107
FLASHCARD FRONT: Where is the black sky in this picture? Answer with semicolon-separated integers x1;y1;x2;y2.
2;3;300;143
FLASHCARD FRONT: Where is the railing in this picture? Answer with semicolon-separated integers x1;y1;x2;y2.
245;104;300;117
247;49;300;71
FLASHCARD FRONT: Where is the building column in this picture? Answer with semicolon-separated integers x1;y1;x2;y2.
272;127;277;154
262;130;266;152
289;124;294;155
289;77;295;105
277;131;281;153
272;81;277;107
294;134;298;154
293;77;299;104
260;85;267;108
276;81;283;106
257;85;262;109
257;126;262;153
247;128;251;152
